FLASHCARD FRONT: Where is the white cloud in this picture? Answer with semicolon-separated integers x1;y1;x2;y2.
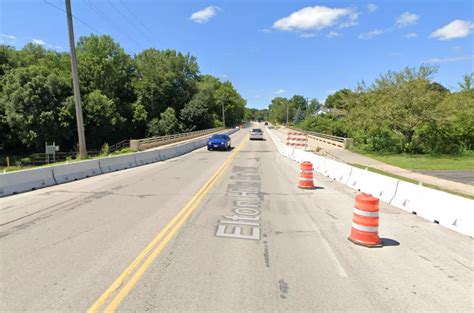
327;31;342;38
430;19;474;40
359;29;385;39
425;55;474;64
396;12;419;27
1;33;16;40
190;6;220;24
221;74;228;78
403;32;418;38
300;33;316;38
367;4;378;13
273;6;358;32
32;39;45;45
274;89;287;94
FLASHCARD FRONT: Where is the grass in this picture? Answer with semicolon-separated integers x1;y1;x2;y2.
351;163;473;200
351;148;474;171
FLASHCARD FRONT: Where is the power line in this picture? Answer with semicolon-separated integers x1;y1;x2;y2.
82;0;144;49
118;0;155;37
106;0;152;47
43;0;102;35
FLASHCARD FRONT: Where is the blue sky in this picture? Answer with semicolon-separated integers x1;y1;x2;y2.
1;0;473;109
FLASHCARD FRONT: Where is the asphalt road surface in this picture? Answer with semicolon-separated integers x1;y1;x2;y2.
1;124;472;312
416;170;474;186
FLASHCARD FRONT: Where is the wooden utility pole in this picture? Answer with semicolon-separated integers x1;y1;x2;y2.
65;0;87;157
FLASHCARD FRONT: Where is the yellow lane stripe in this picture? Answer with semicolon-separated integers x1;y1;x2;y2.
88;135;248;313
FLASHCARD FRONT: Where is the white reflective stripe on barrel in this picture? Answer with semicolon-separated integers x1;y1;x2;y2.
353;207;379;217
299;177;313;181
352;222;378;233
301;169;313;173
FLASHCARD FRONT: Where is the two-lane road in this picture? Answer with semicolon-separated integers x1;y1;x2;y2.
0;125;472;312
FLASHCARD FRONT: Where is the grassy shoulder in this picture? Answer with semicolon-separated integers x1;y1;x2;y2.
351;147;474;171
0;148;135;173
351;163;473;200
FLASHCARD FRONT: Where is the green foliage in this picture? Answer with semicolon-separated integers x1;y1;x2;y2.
1;65;72;150
147;107;180;136
271;65;474;155
100;143;110;156
268;97;293;124
1;35;247;154
325;89;352;110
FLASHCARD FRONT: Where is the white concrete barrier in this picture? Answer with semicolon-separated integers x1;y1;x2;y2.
159;147;178;160
134;150;160;166
0;128;241;198
345;167;399;203
324;160;353;184
390;181;474;237
266;127;474;237
0;167;56;197
52;159;101;184
99;154;137;173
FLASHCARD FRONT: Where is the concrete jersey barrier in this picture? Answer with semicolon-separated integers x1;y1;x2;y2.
0;128;240;198
52;159;102;184
266;126;474;237
0;167;56;197
99;154;138;174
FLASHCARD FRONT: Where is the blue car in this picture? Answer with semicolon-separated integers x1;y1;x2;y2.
207;134;231;151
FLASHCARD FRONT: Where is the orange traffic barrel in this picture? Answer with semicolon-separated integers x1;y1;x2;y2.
348;193;382;247
298;161;315;189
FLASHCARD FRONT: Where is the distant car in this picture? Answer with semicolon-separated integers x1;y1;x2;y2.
250;128;264;140
264;122;268;125
207;134;231;151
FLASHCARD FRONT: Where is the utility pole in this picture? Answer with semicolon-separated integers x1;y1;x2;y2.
222;101;226;128
286;102;289;125
65;0;87;158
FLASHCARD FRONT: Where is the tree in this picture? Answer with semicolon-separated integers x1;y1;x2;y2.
458;73;474;91
268;97;292;124
181;92;214;131
134;49;199;120
291;95;307;124
147;107;180;136
1;65;72;150
306;98;320;118
325;89;352;110
215;81;246;126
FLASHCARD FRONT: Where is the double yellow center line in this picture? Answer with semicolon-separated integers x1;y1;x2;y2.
88;136;248;312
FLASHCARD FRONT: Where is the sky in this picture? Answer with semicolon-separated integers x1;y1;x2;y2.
1;0;473;109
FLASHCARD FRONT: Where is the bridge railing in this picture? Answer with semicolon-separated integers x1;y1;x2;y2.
131;127;225;151
287;126;353;149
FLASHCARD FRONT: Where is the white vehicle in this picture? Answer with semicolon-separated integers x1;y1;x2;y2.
250;128;264;140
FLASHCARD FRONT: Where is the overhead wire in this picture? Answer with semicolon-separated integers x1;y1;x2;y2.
106;0;154;47
43;0;103;35
118;0;155;37
82;0;144;49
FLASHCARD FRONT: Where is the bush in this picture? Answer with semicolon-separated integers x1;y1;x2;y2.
100;143;110;156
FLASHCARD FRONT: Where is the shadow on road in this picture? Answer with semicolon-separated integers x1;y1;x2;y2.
381;238;400;247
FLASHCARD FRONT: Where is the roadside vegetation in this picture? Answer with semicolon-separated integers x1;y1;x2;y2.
352;149;474;171
0;35;246;160
262;66;473;170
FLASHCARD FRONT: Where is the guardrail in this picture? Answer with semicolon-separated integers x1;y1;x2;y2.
131;127;225;151
287;126;353;149
109;140;130;153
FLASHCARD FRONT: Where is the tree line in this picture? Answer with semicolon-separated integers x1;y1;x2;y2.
0;35;246;154
266;66;473;155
